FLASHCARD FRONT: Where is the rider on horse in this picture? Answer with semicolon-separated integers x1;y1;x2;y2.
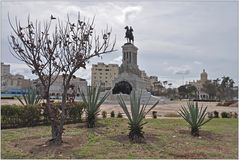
125;26;134;44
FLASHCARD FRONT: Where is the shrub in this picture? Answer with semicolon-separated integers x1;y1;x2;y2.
67;102;85;122
110;111;115;118
1;102;85;129
221;112;228;118
234;112;238;118
152;111;157;119
227;112;233;118
213;111;219;118
1;96;14;99
22;105;41;126
178;102;212;136
117;91;159;143
233;112;238;118
117;112;123;118
1;105;23;127
47;102;85;123
102;111;107;118
207;112;214;118
81;86;110;128
1;105;40;128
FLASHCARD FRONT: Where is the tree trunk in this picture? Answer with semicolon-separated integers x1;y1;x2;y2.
55;86;68;144
46;97;63;145
50;120;62;145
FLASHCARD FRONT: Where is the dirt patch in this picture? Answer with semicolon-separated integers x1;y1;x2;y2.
10;134;87;159
109;133;159;144
169;152;208;159
178;129;222;141
74;121;108;129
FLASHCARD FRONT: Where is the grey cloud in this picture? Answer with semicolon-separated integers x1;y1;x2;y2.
167;65;191;75
123;6;142;23
193;61;202;65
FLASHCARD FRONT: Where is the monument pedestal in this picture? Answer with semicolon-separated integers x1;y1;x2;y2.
108;43;161;104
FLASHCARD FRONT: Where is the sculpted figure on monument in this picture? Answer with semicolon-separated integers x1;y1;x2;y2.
125;26;134;44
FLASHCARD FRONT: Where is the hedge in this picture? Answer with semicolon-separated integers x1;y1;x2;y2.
1;102;85;129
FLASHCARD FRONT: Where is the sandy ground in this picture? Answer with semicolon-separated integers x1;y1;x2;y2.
1;99;237;117
100;101;238;117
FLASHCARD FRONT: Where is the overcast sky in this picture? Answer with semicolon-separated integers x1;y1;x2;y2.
1;0;238;87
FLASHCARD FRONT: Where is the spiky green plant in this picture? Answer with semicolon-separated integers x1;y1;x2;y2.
117;91;159;143
16;88;41;106
178;102;212;136
81;86;110;128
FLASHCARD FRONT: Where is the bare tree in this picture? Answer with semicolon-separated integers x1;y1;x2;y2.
55;13;116;144
8;13;116;145
8;14;63;144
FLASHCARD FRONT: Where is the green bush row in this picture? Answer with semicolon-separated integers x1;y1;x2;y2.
1;96;15;99
1;102;85;129
208;111;238;118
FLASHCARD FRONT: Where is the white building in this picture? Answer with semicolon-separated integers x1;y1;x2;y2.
33;74;87;99
49;75;87;97
189;69;210;100
1;63;31;92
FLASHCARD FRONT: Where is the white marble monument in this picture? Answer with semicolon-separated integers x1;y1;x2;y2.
107;26;164;104
113;43;147;92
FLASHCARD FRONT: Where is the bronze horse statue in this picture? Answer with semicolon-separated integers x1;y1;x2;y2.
125;26;134;44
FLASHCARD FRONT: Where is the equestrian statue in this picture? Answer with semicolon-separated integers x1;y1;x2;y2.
124;26;134;44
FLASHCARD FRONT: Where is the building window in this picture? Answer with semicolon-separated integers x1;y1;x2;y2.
105;69;109;71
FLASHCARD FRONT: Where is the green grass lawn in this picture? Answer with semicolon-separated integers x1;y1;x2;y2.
1;118;238;159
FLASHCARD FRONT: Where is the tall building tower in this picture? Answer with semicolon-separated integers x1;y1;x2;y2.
200;69;208;83
1;63;10;76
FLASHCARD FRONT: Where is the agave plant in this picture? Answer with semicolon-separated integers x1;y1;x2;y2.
81;86;110;128
117;91;159;143
178;102;212;136
16;87;41;106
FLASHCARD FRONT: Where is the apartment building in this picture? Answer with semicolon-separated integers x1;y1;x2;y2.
1;63;31;92
91;63;119;89
140;70;151;91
